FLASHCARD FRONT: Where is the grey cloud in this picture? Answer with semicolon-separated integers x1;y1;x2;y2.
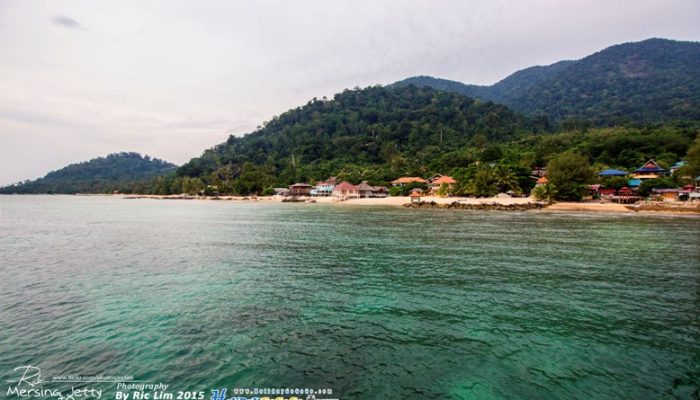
0;0;698;186
51;15;85;30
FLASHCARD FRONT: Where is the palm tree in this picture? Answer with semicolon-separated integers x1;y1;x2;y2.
492;165;519;193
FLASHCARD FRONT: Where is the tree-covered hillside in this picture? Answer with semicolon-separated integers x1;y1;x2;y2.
394;38;700;125
0;152;177;194
166;85;541;194
152;84;698;196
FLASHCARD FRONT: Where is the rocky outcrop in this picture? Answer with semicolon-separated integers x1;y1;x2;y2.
403;201;548;211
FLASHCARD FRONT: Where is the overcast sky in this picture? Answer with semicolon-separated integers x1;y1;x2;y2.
1;0;699;185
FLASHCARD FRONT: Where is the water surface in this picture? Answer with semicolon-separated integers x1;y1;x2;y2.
0;196;698;399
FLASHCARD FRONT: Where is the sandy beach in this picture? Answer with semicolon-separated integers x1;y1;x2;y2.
120;194;700;215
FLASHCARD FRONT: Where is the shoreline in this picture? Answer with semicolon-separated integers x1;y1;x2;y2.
122;194;700;216
3;193;699;216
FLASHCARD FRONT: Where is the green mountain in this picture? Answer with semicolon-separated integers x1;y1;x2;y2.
165;84;697;196
0;152;177;194
167;85;542;194
393;38;700;125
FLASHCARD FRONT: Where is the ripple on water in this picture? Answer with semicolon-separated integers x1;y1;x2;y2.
0;197;698;399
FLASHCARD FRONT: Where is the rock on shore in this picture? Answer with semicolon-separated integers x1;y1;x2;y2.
403;201;548;211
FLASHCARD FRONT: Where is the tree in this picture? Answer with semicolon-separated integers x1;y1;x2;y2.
679;136;700;178
637;178;676;198
532;183;557;202
470;168;497;197
436;183;451;197
600;176;628;190
546;152;593;201
492;165;520;193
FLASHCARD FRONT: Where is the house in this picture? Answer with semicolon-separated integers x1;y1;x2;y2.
310;177;337;197
618;186;635;196
332;182;360;198
535;176;549;187
599;169;628;177
288;183;313;196
410;190;422;203
632;160;666;180
357;181;377;198
600;187;616;197
332;181;388;198
372;186;389;198
430;175;457;194
612;186;642;204
670;161;687;175
679;184;697;201
390;177;428;186
587;184;601;197
652;188;680;202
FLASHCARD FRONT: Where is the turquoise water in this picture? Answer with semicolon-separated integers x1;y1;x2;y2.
0;196;698;399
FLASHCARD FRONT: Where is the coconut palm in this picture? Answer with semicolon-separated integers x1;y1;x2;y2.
492;165;520;193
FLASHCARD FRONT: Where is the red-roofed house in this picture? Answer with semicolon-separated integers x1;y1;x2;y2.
332;182;360;198
429;175;457;193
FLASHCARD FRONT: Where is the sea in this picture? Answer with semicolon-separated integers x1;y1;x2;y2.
0;195;698;400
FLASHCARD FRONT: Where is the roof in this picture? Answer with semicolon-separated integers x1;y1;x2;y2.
536;176;549;184
671;161;687;169
333;181;359;191
289;183;313;188
599;169;628;176
634;160;666;173
409;190;422;197
432;176;456;185
628;179;641;187
391;176;428;184
652;189;680;193
589;184;601;190
357;181;376;191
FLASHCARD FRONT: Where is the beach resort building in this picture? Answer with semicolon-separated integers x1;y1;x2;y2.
310;177;337;197
612;186;643;203
599;169;628;177
670;161;687;175
332;181;388;198
410;190;422;203
632;160;666;180
332;182;360;198
429;175;456;193
652;188;680;202
357;181;378;198
288;183;313;196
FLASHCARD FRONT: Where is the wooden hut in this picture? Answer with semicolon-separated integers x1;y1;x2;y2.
409;190;422;203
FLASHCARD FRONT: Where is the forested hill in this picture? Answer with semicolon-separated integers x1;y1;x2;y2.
393;38;700;125
172;85;542;193
167;83;697;196
0;152;177;194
